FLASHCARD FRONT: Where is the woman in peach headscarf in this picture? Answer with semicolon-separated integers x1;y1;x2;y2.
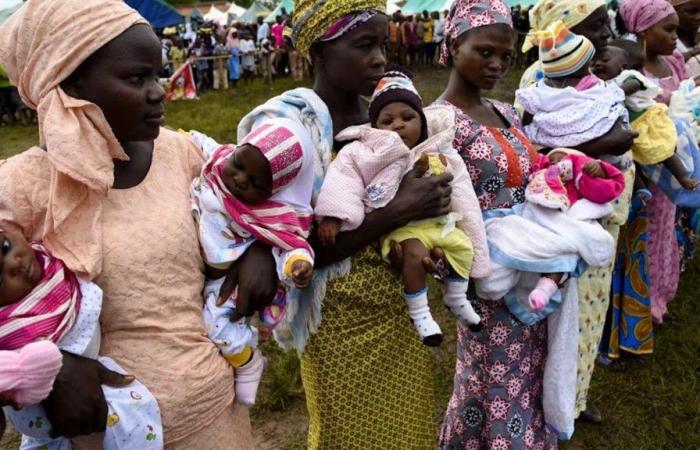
0;0;253;448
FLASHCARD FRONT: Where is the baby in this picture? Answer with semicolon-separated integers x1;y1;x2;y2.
190;118;314;405
591;39;699;191
476;149;625;320
518;22;631;150
0;226;162;450
314;70;489;346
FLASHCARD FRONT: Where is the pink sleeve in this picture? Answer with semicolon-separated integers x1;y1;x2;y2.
314;146;368;231
0;341;62;406
445;151;490;279
571;155;626;204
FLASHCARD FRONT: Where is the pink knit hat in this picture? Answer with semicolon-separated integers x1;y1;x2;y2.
241;122;305;194
0;341;63;407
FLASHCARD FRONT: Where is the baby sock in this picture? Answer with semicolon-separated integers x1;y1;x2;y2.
234;350;267;406
529;277;559;311
404;288;443;347
442;278;482;332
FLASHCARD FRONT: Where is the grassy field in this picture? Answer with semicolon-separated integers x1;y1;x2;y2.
1;68;699;449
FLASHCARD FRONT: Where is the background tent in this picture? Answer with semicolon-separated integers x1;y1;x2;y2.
239;1;271;23
204;4;228;25
401;0;453;14
227;2;246;20
387;0;406;14
0;0;22;25
190;7;203;21
264;0;293;22
125;0;183;28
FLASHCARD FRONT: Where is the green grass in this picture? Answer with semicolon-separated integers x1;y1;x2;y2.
1;68;699;449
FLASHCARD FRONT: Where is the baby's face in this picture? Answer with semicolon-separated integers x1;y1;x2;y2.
220;144;273;205
376;102;423;149
0;228;42;307
591;47;627;81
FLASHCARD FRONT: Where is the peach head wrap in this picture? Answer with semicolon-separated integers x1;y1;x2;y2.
0;0;147;278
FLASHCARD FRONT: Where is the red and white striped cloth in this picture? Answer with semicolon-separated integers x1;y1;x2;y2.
0;244;81;350
201;144;313;254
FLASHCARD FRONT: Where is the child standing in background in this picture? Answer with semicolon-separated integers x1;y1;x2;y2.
240;31;256;85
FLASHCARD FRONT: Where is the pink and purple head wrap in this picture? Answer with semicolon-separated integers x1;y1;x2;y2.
440;0;513;65
620;0;676;34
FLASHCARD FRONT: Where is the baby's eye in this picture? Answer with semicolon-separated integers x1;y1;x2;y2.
1;239;10;255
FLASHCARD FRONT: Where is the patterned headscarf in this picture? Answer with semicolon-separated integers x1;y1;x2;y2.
620;0;676;33
522;0;606;52
292;0;386;60
439;0;513;66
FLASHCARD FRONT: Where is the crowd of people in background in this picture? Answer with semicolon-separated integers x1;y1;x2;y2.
158;9;308;92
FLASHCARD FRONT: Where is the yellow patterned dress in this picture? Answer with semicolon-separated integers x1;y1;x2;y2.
301;247;437;449
574;163;635;415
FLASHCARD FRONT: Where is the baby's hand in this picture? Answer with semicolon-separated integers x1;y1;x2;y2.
291;260;313;288
680;176;700;191
318;217;342;246
583;161;606;178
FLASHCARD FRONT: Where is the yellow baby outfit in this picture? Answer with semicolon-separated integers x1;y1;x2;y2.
380;154;474;279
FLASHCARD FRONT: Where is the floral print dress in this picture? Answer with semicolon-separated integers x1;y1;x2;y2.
435;99;558;450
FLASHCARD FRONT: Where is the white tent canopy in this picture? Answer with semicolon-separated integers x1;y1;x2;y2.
227;2;246;19
387;0;406;14
204;4;228;25
0;0;22;25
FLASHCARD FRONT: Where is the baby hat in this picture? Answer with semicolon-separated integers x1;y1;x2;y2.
241;120;305;194
538;21;595;78
368;68;428;144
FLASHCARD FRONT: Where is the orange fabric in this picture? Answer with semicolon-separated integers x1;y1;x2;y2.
0;130;241;444
0;0;146;279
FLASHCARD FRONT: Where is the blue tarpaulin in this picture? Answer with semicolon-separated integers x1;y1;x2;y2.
125;0;183;28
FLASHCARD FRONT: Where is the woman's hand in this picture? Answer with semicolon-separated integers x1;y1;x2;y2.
575;118;638;158
42;352;134;439
218;241;279;318
386;161;454;224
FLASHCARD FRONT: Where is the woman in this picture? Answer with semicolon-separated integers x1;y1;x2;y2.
518;0;636;425
231;1;453;448
0;0;253;447
674;0;700;77
620;0;691;324
434;1;558;448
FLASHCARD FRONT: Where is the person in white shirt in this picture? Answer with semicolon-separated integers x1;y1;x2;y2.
240;31;256;85
256;16;273;82
257;16;270;43
433;11;445;47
